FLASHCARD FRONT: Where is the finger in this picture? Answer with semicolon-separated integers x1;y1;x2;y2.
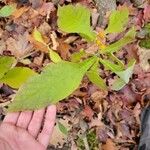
17;111;33;129
28;108;45;138
3;112;20;125
37;105;56;147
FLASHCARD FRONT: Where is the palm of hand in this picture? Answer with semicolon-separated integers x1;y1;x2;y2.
0;105;56;150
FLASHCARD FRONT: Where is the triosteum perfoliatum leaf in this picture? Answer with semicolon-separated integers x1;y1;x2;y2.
8;57;96;112
57;4;96;41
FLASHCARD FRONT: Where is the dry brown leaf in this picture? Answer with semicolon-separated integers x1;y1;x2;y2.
0;28;4;38
89;112;104;128
91;90;108;101
38;2;55;17
12;6;29;19
38;22;51;35
64;36;78;44
6;32;33;58
81;105;94;120
102;139;117;150
71;140;78;150
132;73;150;92
133;103;141;125
92;9;99;28
33;52;44;66
50;31;59;50
136;10;144;28
138;46;150;71
119;85;140;105
126;44;139;62
28;35;49;53
0;40;6;54
50;118;71;148
117;122;132;139
144;4;150;22
29;0;43;8
57;39;71;60
118;3;137;15
91;90;108;110
85;43;99;54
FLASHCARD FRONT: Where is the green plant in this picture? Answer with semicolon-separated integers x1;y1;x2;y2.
6;4;136;112
58;121;68;135
0;5;16;17
0;56;36;89
139;23;150;49
76;129;99;150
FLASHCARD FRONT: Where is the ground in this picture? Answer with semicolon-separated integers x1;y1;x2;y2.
0;0;150;149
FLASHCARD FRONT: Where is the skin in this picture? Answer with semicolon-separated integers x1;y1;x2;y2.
0;105;56;150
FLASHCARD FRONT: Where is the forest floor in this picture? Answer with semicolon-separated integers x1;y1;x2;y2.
0;0;150;149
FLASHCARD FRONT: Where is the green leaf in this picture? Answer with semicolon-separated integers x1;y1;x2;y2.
49;49;62;63
0;5;16;17
86;60;107;90
100;58;136;84
105;7;129;33
57;4;96;41
8;57;96;112
139;39;150;49
111;78;126;91
111;59;136;91
0;67;37;89
99;58;124;72
32;27;46;44
144;23;150;32
116;59;136;83
109;53;125;69
71;49;86;62
139;23;150;49
0;56;15;79
141;23;150;36
58;122;68;135
104;27;136;53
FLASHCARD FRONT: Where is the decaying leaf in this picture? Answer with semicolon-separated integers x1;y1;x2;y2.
31;28;61;60
29;0;43;8
0;40;6;54
144;4;150;22
6;32;33;58
93;0;116;25
38;2;55;16
28;35;49;52
50;118;71;147
38;21;51;35
138;46;150;71
102;139;116;150
12;6;29;19
29;28;49;52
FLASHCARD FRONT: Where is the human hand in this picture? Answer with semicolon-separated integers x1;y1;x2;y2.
0;105;56;150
